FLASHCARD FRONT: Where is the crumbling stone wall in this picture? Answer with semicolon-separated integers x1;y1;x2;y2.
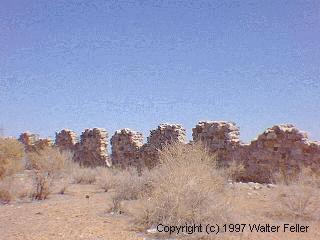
192;121;240;166
55;129;77;152
18;132;53;151
140;123;186;168
236;124;320;182
111;128;143;168
192;121;320;182
18;132;39;152
17;122;320;183
35;138;54;150
73;128;109;167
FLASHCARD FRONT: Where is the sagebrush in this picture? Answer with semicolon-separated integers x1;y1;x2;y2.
0;137;24;179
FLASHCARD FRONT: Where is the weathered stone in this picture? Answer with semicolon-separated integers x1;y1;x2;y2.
192;121;240;166
18;132;39;152
35;138;54;150
111;128;143;168
17;121;320;183
55;129;77;152
18;132;52;151
140;123;186;168
74;128;109;167
235;124;320;183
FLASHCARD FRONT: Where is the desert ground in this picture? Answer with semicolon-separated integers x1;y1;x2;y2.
1;171;320;240
1;139;320;240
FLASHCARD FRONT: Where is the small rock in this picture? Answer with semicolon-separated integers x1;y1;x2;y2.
267;184;276;189
253;185;262;190
147;228;158;234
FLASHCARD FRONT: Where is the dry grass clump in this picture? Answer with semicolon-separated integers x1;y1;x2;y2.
0;137;24;180
0;178;13;204
96;167;118;192
109;168;151;213
224;160;245;182
273;167;320;220
30;171;52;200
72;165;97;184
26;147;72;175
134;143;232;234
0;176;30;203
27;147;73;200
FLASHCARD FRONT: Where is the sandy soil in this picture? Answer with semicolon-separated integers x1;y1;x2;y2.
0;184;142;240
0;182;319;240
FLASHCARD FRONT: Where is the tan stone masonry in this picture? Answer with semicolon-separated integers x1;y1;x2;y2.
17;122;320;182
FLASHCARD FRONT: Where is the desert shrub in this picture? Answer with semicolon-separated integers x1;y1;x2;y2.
109;168;151;212
134;143;231;233
0;176;30;203
96;167;117;192
0;178;13;204
72;165;97;184
0;137;24;179
27;147;73;200
26;147;72;175
224;160;245;182
30;171;52;200
58;180;69;194
273;167;320;220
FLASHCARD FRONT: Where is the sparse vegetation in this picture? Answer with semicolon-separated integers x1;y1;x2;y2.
121;143;233;235
27;147;73;200
109;168;150;213
31;171;52;200
224;160;245;182
26;147;72;175
0;138;24;180
0;179;13;204
0;176;30;204
72;166;97;184
96;167;117;192
0;136;319;239
58;180;69;195
274;167;320;220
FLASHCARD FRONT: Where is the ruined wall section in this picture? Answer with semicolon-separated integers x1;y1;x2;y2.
140;123;186;168
74;128;109;167
237;124;320;182
17;122;320;183
35;138;54;149
55;129;77;152
18;132;53;151
18;132;39;152
110;128;143;168
192;121;240;166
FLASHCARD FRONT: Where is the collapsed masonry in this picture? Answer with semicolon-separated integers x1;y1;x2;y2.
18;132;53;152
110;124;186;168
193;121;320;183
235;124;320;182
55;129;77;152
192;121;240;166
73;128;109;167
18;121;320;183
110;128;143;168
139;123;187;168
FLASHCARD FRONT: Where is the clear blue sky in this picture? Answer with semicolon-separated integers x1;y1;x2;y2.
1;0;319;143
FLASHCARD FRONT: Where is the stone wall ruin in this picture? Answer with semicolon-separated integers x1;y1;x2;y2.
139;123;187;168
192;121;320;183
73;128;109;167
18;132;53;152
17;121;320;183
192;121;240;166
236;124;320;182
55;129;77;152
110;128;143;168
